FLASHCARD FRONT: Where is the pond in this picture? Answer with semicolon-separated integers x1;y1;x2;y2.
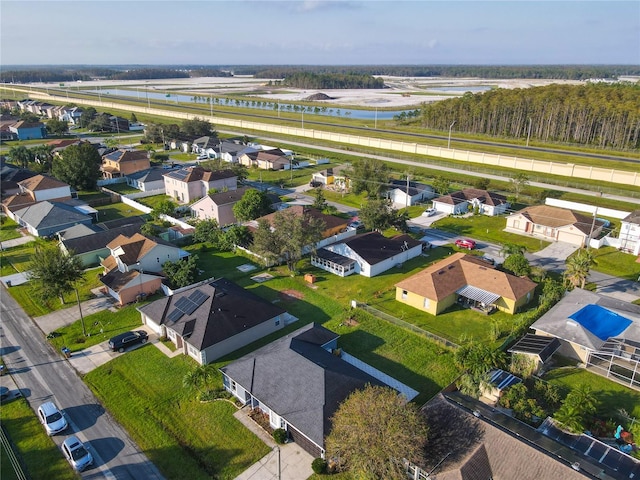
84;88;416;120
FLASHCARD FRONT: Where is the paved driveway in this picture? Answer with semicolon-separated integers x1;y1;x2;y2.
527;242;579;272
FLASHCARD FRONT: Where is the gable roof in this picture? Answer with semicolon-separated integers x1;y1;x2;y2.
62;223;142;255
395;252;536;302
434;188;508;207
125;167;169;182
102;149;149;164
19;174;68;192
531;288;640;351
14;201;90;230
513;205;603;235
196;186;248;206
342;231;422;266
220;323;385;448
421;393;588;480
107;232;163;264
138;278;286;351
163;166;237;183
388;179;431;197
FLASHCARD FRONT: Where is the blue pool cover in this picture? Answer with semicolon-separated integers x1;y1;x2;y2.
569;304;632;341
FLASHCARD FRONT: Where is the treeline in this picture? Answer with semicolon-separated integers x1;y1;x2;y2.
189;68;233;78
271;72;384;89
415;83;640;150
0;69;93;83
0;67;228;83
108;69;189;80
249;65;640;80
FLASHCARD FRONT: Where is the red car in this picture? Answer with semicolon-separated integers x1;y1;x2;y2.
455;238;476;250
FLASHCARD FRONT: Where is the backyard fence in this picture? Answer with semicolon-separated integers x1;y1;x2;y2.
352;300;459;349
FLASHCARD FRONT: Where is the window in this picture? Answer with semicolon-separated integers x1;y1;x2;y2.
401;290;408;299
231;380;237;392
423;298;430;308
275;319;280;326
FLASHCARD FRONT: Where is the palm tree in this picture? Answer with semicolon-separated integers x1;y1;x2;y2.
182;364;217;397
499;242;526;258
8;145;34;168
564;248;594;289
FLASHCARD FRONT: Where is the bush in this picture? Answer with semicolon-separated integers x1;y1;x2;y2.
273;428;287;444
311;457;327;474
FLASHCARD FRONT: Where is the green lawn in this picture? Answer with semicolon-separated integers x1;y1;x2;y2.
543;366;640;419
0;242;37;274
7;267;103;317
95;202;148;222
137;194;173;210
1;441;19;480
102;183;140;195
0;397;78;480
0;218;22;242
433;214;550;252
48;303;144;353
591;247;640;281
75;190;111;203
85;347;270;480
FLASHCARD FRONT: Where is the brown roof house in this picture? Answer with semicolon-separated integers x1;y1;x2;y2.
506;205;604;247
101;149;150;179
312;231;423;277
238;149;291;170
395;252;537;315
432;188;509;216
163;166;237;203
100;233;189;305
2;174;72;217
190;186;249;225
138;278;290;365
419;393;590;480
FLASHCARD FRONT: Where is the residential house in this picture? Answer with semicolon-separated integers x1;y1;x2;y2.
420;393;588;480
387;179;434;207
239;149;291;170
190;186;249;225
432;188;510;216
253;206;350;243
619;210;640;255
126;167;171;192
531;288;640;367
0;114;19;140
506;205;604;247
163;166;237;203
0;159;36;197
9;120;47;140
214;140;256;163
2;175;72;217
190;136;219;156
480;369;522;405
395;252;537;315
100;233;189;305
220;323;389;458
13;201;94;237
57;106;83;125
101;149;150;179
138;278;288;365
312;231;423;278
59;221;144;267
169;135;200;153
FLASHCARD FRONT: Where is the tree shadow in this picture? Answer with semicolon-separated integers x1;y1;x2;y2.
84;437;125;466
0;345;20;356
64;403;105;432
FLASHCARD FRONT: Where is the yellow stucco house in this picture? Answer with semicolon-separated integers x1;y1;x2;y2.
395;253;537;315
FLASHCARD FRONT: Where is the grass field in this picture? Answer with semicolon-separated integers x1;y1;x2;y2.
0;397;77;480
543;367;640;419
85;347;270;480
0;218;22;242
591;246;640;281
95;202;148;222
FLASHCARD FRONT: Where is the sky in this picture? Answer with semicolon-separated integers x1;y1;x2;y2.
1;0;639;66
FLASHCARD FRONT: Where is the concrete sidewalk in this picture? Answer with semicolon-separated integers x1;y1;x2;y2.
233;407;314;480
0;234;35;250
33;296;118;334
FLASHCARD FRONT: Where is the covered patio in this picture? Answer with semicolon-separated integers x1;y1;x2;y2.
456;285;499;314
586;338;640;391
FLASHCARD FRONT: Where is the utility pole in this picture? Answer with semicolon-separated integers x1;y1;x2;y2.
586;207;598;250
448;121;456;149
526;117;532;147
74;286;86;336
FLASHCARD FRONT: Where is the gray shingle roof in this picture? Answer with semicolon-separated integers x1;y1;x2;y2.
220;323;385;448
138;278;286;351
14;201;90;230
342;232;422;265
62;223;142;255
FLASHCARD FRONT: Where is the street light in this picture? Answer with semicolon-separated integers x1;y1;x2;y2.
526;117;532;147
448;121;456;149
301;110;304;129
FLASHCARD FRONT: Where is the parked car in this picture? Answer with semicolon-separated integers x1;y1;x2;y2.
480;255;495;265
455;238;477;250
37;401;68;435
108;330;148;353
62;436;93;471
309;180;323;188
422;208;437;217
347;221;363;231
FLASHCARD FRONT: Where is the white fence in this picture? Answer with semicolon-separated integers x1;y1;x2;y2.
125;188;166;200
97;177;127;186
120;195;152;214
26;90;640;188
545;198;630;219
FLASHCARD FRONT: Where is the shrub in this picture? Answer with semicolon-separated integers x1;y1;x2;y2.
273;428;287;444
311;457;327;474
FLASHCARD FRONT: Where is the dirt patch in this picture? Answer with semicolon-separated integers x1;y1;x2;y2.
280;289;305;301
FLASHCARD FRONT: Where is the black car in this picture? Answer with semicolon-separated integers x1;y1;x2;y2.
108;330;148;353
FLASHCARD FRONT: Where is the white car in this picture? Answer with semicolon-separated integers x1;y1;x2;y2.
346;221;362;231
422;208;437;217
37;401;68;436
62;436;93;471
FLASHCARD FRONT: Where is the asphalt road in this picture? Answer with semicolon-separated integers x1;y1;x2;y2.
0;286;164;480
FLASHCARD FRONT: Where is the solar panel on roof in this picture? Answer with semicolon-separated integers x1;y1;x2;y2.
167;309;184;323
182;299;199;315
174;297;191;312
188;289;209;306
